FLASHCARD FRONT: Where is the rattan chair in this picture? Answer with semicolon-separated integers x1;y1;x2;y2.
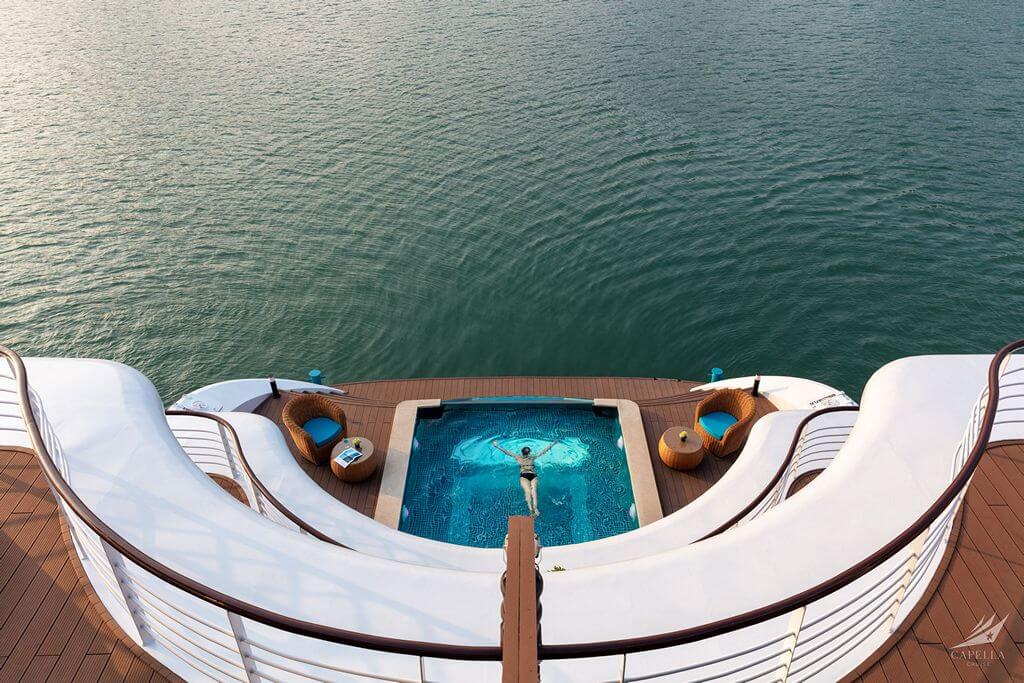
693;389;757;457
281;394;348;465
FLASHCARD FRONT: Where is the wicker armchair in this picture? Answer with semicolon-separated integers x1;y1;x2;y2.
281;394;348;465
693;389;757;457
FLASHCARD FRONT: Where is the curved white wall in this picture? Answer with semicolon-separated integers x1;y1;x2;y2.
19;358;502;647
538;354;1009;681
693;374;855;410
174;377;344;413
219;412;504;571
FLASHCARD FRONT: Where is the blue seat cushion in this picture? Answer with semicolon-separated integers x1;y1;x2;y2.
303;417;342;447
699;411;738;440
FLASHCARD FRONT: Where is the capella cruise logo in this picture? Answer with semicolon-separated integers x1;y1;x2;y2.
949;614;1008;666
953;613;1008;648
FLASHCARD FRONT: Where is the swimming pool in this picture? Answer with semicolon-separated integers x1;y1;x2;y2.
398;398;638;548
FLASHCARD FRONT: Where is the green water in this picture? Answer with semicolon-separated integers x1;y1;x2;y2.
1;1;1022;400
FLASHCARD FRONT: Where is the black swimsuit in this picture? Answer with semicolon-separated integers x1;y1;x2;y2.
511;451;537;481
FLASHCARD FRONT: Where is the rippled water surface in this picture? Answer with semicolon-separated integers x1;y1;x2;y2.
2;1;1022;399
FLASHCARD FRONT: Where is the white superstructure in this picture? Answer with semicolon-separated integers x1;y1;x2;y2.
1;342;1019;682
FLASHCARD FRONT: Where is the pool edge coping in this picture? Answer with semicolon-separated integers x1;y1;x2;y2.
373;397;663;530
595;398;664;526
374;399;441;528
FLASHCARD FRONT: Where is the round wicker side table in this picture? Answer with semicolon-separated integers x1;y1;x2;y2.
659;427;705;471
330;437;377;483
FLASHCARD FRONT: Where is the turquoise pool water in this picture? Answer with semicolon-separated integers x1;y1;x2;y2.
399;401;637;548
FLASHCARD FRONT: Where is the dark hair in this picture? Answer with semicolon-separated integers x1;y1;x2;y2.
521;446;531;456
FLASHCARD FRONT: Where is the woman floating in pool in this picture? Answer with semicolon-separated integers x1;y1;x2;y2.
491;439;557;516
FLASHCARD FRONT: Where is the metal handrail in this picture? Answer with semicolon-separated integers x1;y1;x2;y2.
697;405;860;541
165;409;344;547
541;340;1021;659
0;345;501;661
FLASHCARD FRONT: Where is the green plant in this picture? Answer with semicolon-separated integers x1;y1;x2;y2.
549;565;566;572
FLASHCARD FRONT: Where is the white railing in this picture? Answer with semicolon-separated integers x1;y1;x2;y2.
0;356;31;448
740;409;858;524
588;517;954;681
6;364;497;683
167;414;275;518
166;412;344;542
1;356;69;479
63;503;451;682
168;414;240;482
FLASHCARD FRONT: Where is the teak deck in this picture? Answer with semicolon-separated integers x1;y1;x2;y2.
2;376;1024;681
252;375;779;518
0;447;173;683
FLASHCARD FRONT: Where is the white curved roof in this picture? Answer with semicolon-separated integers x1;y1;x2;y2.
21;357;501;647
539;354;998;643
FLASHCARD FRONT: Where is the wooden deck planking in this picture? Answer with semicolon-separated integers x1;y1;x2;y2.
209;474;249;506
501;516;539;682
786;470;822;498
848;441;1024;682
0;447;175;683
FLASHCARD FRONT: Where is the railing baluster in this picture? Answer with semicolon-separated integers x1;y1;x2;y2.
777;432;807;505
219;423;243;481
776;606;805;682
218;421;265;514
942;495;963;544
885;527;928;633
228;612;261;683
101;540;150;646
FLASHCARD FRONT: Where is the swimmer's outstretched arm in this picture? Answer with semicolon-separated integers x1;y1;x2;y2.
535;439;558;460
491;439;517;458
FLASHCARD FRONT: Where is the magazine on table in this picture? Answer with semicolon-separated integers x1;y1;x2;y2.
334;447;363;468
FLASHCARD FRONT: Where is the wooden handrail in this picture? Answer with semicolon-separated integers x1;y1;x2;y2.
165;409;344;547
501;516;540;682
0;345;501;661
697;405;860;541
540;340;1022;659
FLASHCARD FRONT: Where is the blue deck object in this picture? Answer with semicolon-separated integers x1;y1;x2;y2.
308;369;323;385
699;411;738;439
303;417;342;446
710;367;724;382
